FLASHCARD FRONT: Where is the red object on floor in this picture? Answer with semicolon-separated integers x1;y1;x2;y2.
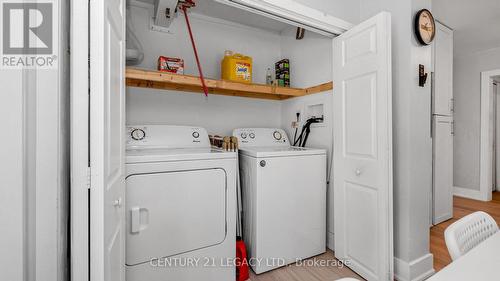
236;239;249;281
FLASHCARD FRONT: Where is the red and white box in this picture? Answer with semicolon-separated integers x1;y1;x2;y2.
157;56;184;74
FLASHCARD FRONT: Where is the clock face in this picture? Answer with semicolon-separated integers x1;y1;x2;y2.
415;9;436;45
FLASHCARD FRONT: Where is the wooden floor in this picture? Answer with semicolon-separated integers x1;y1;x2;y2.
249;250;362;281
430;191;500;271
247;192;500;279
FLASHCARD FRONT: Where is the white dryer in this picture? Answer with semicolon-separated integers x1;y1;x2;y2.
125;125;236;281
233;128;327;274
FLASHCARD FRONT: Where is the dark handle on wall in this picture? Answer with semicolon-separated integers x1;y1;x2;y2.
419;64;428;87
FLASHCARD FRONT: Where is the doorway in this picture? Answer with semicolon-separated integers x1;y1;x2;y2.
479;70;500;201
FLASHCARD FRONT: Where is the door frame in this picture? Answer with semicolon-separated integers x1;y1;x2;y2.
479;69;500;201
494;81;499;192
70;0;90;281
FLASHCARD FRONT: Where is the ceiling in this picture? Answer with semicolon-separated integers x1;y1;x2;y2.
134;0;292;33
433;0;500;56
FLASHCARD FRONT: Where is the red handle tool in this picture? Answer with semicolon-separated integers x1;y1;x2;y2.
180;1;209;97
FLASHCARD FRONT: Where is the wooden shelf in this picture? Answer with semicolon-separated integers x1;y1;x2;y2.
126;68;333;100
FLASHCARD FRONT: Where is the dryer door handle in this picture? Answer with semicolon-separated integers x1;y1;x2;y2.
131;207;149;233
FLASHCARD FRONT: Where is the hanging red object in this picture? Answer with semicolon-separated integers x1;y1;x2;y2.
179;0;209;97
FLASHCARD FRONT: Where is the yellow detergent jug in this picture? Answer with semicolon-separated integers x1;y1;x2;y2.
221;51;252;83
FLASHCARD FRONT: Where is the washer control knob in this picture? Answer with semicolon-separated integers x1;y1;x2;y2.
273;131;282;140
260;160;266;167
192;131;200;138
241;132;248;139
131;129;146;141
249;133;255;139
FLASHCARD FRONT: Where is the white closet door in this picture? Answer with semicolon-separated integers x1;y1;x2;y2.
333;12;393;281
432;116;454;224
433;22;453;116
90;0;126;280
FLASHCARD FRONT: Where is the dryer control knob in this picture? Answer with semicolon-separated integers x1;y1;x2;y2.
273;131;282;140
192;131;200;138
241;132;248;139
131;129;146;141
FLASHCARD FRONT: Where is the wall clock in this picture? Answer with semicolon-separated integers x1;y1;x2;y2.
414;9;436;45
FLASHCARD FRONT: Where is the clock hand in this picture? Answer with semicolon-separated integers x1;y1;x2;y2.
420;24;431;31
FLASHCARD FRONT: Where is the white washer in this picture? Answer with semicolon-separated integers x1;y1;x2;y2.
125;125;236;281
233;128;327;274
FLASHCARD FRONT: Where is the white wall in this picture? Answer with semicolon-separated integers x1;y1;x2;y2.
279;27;334;248
453;47;500;190
127;4;283;134
360;0;434;279
0;65;25;281
0;1;69;280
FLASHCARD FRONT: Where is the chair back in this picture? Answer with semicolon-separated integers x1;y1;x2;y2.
444;211;499;260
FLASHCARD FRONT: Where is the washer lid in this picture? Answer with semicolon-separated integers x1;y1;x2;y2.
126;148;236;163
238;146;326;158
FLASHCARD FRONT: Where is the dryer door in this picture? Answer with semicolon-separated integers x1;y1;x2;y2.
126;168;227;265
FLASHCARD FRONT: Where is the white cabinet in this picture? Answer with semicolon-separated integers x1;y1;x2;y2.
431;21;454;225
433;22;454;116
432;115;454;224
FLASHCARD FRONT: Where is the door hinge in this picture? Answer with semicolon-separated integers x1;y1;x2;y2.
451;121;455;136
86;167;91;189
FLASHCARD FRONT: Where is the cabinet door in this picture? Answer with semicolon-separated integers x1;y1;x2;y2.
432;116;454;224
433;22;454;116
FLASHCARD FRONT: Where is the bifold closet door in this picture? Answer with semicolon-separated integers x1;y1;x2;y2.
333;12;393;281
89;0;127;280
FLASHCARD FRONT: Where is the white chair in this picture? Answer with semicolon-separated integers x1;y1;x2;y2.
444;211;499;260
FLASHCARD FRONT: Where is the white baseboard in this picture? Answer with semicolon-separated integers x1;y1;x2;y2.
394;254;435;281
327;231;335;251
453;186;486;201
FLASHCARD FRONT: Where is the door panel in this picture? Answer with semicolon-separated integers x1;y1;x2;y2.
344;73;377;158
432;116;453;224
433;22;453;116
333;12;393;281
90;0;126;280
125;169;227;265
